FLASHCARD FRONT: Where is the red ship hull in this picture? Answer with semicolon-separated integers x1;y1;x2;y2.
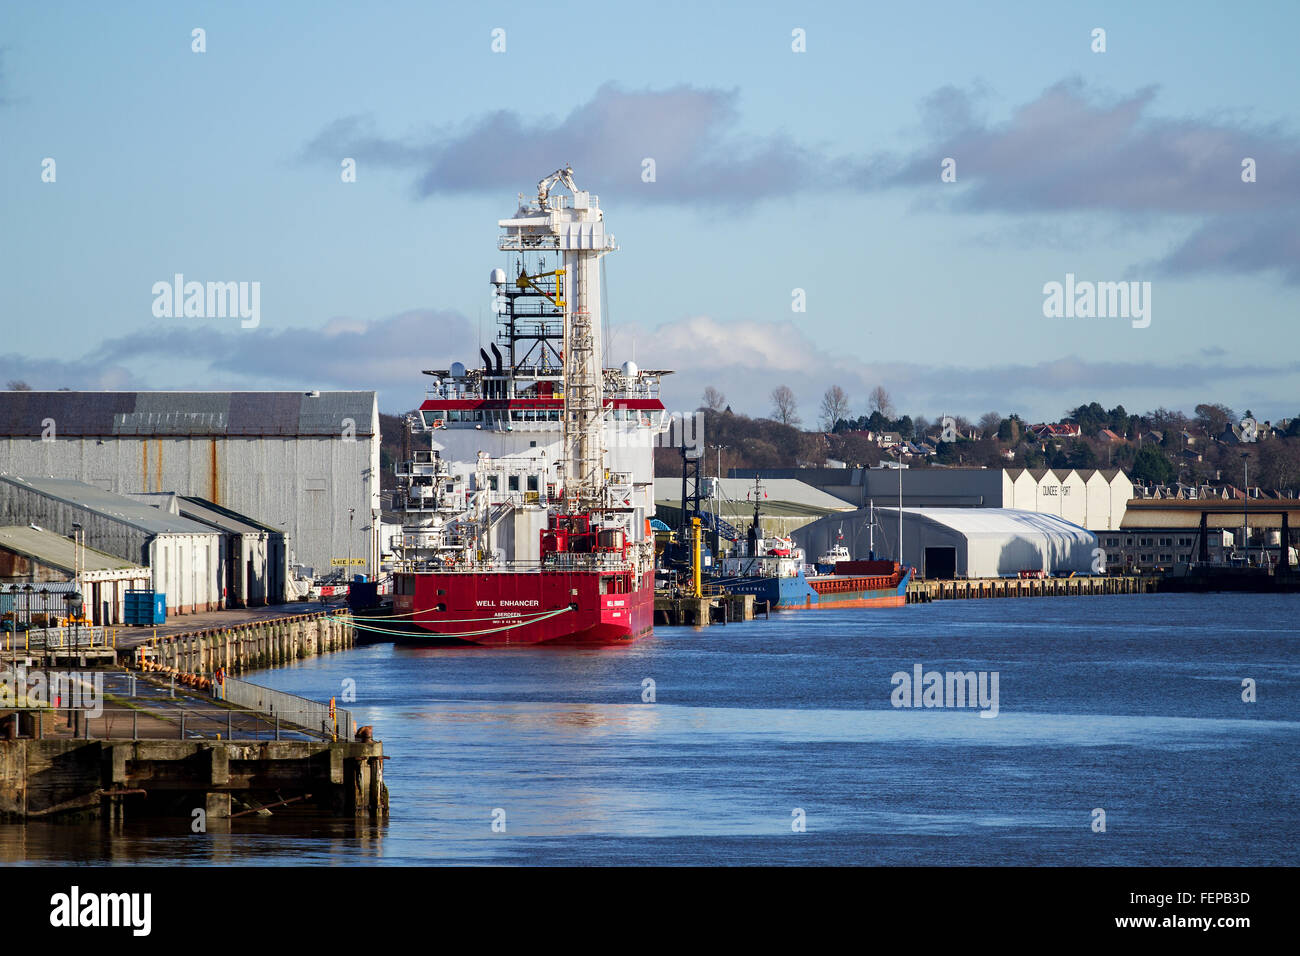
392;569;654;646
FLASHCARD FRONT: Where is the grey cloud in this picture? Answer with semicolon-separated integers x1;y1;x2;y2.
91;310;477;406
302;83;848;204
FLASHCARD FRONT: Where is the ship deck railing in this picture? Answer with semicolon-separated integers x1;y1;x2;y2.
394;556;636;574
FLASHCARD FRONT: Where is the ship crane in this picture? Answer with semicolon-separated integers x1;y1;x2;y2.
536;165;577;210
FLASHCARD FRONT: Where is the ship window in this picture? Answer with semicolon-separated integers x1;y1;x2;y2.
447;410;460;422
508;476;519;492
527;475;539;492
473;410;483;421
488;476;499;491
548;410;559;421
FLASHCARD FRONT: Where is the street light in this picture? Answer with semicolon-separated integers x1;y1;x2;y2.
22;584;34;630
70;521;83;617
348;508;356;583
1241;453;1250;566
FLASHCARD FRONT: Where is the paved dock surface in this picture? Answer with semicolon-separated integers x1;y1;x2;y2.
3;669;326;741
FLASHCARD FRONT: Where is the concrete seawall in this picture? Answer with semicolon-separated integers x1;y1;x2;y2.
0;737;387;822
130;609;354;675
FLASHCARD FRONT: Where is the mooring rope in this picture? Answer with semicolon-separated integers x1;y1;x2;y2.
347;605;574;638
348;605;572;625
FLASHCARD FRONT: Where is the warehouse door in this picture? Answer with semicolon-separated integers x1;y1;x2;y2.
924;547;957;579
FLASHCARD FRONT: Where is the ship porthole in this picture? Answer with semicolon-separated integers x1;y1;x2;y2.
568;602;578;612
435;603;446;612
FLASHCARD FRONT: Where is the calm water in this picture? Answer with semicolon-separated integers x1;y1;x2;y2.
4;593;1297;865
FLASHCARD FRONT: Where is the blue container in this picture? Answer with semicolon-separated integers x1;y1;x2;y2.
124;590;167;626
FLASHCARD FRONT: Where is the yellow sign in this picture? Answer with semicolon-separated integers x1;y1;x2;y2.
330;558;367;566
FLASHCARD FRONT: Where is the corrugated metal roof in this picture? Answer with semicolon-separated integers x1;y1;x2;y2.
0;476;220;536
654;477;854;515
175;497;268;535
0;391;376;437
0;525;144;572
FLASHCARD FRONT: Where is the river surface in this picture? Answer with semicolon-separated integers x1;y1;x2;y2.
3;593;1297;865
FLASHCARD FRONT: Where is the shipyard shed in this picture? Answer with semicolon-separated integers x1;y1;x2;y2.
0;525;151;625
0;475;223;615
793;506;1097;579
0;390;380;577
128;493;288;606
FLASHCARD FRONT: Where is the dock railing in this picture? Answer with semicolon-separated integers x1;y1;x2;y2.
218;675;354;741
0;706;346;741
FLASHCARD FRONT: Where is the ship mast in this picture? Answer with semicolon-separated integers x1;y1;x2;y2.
498;166;615;511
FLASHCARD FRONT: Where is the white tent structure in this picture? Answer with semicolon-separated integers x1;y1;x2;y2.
795;507;1098;579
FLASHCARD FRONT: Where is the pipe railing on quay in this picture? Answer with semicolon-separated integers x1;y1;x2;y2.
1;626;121;652
0;706;343;742
218;675;354;741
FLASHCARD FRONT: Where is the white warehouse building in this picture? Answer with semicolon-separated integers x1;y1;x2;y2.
0;475;224;615
733;466;1133;532
794;506;1098;579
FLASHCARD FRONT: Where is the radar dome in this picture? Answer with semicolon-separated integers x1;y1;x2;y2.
490;268;507;285
621;360;639;377
450;361;466;378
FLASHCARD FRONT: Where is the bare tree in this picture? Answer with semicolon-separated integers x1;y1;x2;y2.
978;411;1002;438
868;385;894;419
701;386;726;412
770;385;800;426
5;380;32;391
819;385;851;431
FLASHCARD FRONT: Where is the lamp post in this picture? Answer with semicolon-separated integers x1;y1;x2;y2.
71;521;83;619
1240;453;1252;566
348;508;356;585
22;584;34;631
713;445;728;537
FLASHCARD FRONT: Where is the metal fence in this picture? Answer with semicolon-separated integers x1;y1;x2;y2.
2;707;340;741
219;675;354;740
2;626;119;651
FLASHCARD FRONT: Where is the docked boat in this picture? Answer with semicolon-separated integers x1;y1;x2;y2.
386;168;665;645
815;526;852;574
714;479;911;609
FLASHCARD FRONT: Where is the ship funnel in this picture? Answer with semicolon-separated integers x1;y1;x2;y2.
490;342;504;373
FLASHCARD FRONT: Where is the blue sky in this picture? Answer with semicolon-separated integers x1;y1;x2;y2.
2;0;1297;423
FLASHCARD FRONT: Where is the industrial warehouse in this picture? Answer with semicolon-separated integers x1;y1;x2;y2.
730;465;1134;532
795;507;1099;579
0;390;380;576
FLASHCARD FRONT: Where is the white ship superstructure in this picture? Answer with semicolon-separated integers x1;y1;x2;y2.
391;168;671;579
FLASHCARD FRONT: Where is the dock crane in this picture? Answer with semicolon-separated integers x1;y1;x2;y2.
536;165;577;210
